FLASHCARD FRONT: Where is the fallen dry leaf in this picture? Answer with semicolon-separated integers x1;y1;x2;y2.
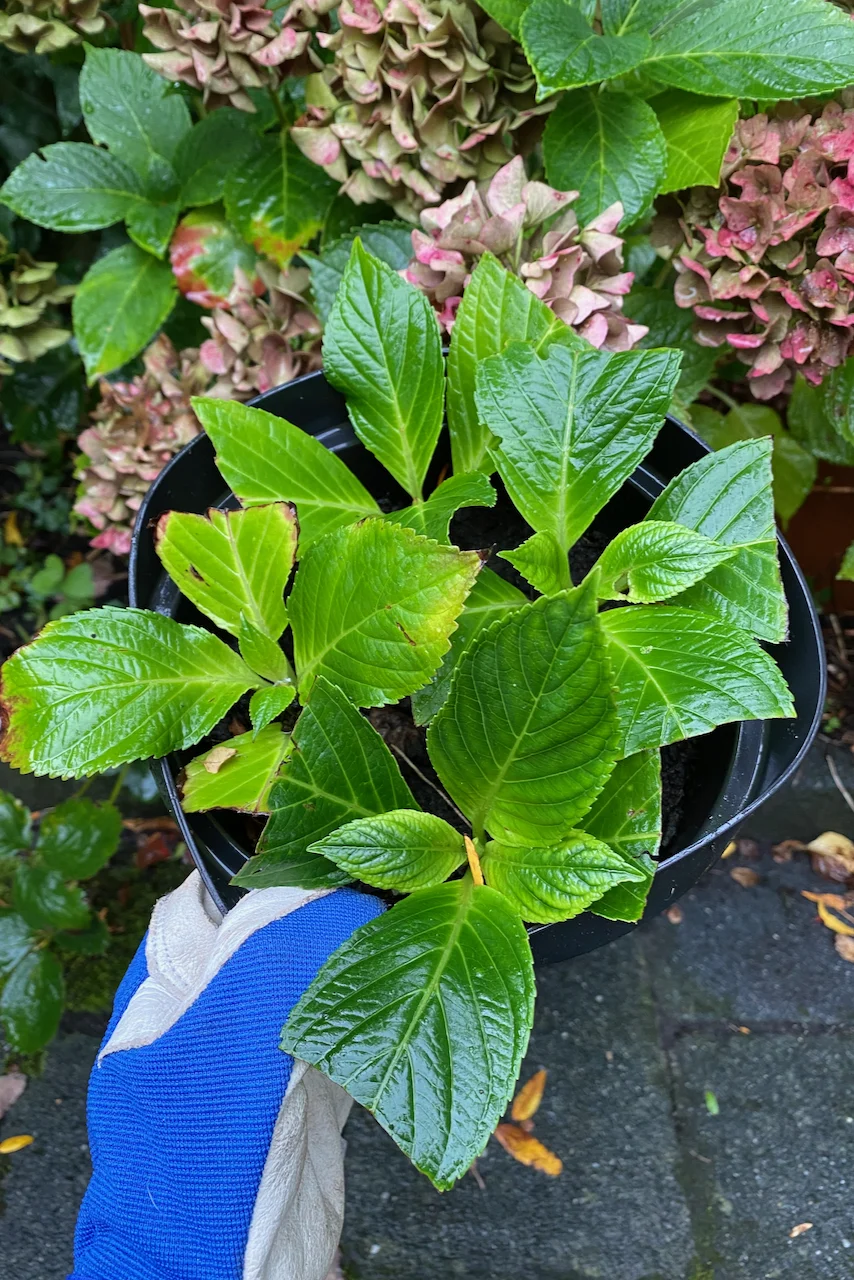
807;831;854;884
730;867;760;888
494;1124;562;1176
789;1222;813;1239
511;1069;547;1123
736;838;760;860
122;817;179;834
0;1134;33;1154
0;1074;26;1120
772;839;806;863
834;934;854;963
666;905;683;924
203;745;237;774
801;890;854;914
722;840;737;859
817;899;854;937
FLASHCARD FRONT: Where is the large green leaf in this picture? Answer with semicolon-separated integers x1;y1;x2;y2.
36;798;122;879
0;606;259;779
477;0;533;36
224;128;337;268
0;948;64;1052
594;520;736;602
0;346;85;447
0;143;144;231
788;373;854;466
78;47;191;179
653;90;738;194
236;678;417;889
73;245;176;382
156;503;296;640
839;542;854;583
601;605;794;756
290;520;481;707
193;398;380;551
621;283;718;403
124;173;180;259
182;726;291;814
0;791;31;858
584;749;660;922
239;618;292;685
500;530;570;596
281;878;535;1190
447;254;583;475
14;862;89;931
411;568;527;725
641;0;854;100
323;241;444;500
521;0;650;98
476;341;681;552
0;910;35;977
305;222;414;325
646;438;788;643
388;472;496;544
601;0;681;34
543;88;667;227
173;109;259;208
428;581;618;845
309;810;466;893
482;832;647;923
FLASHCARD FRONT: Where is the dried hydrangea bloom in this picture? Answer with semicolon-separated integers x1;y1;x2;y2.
198;260;322;397
74;338;212;557
291;0;550;220
0;0;104;54
405;156;646;350
661;99;854;398
140;0;325;111
0;247;74;373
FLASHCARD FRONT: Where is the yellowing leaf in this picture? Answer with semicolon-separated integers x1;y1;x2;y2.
0;1133;33;1154
817;900;854;937
3;512;23;547
494;1123;562;1176
511;1069;547;1122
807;831;854;882
203;745;238;774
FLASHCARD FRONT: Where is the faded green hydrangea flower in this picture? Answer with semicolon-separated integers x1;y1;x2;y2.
0;244;74;373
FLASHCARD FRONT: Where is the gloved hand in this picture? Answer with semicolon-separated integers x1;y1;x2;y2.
70;871;383;1280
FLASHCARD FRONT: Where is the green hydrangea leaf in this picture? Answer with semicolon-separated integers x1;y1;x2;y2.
641;0;854;100
173;109;260;208
584;749;660;921
543;88;667;227
0;606;259;778
477;0;533;36
236;678;417;889
654;91;739;194
0;346;85;448
447;253;584;475
411;568;527;725
36;798;122;879
290;520;482;708
594;520;737;603
521;0;651;98
79;47;191;179
125;191;180;259
305;221;414;325
621;283;719;404
838;542;854;583
646;438;788;642
14;861;90;931
281;879;535;1190
0;142;145;232
238;616;292;685
156;502;296;640
310;810;466;893
73;245;177;381
601;604;795;756
323;241;444;501
182;725;291;815
0;790;31;858
0;948;64;1052
388;471;496;545
499;531;570;596
54;912;111;956
248;683;296;734
482;832;647;923
476;341;681;551
788;371;854;465
0;909;35;977
224;128;337;267
428;581;619;846
193;398;380;552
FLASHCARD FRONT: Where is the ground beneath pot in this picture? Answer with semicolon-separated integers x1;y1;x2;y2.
3;740;854;1280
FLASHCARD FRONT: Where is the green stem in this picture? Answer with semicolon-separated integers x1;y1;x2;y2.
73;776;94;800
107;765;129;806
268;86;288;130
703;382;739;413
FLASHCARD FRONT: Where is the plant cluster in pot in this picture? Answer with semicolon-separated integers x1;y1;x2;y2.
0;245;820;1189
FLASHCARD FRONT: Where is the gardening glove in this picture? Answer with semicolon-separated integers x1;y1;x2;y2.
70;870;383;1280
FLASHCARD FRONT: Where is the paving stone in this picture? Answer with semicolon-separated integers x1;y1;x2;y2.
0;1030;99;1279
340;934;694;1280
743;742;854;844
666;1029;854;1280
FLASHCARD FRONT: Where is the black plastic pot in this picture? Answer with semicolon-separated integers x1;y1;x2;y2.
129;369;826;965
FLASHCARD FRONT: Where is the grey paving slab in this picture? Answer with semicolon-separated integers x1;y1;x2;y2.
340;935;695;1280
0;1030;98;1280
743;742;854;844
666;1029;854;1280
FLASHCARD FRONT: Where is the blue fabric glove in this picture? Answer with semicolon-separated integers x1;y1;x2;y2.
70;872;382;1280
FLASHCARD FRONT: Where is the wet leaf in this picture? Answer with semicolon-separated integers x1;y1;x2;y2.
494;1123;562;1176
511;1069;547;1122
0;1134;33;1154
730;867;760;887
807;831;854;883
817;899;854;936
